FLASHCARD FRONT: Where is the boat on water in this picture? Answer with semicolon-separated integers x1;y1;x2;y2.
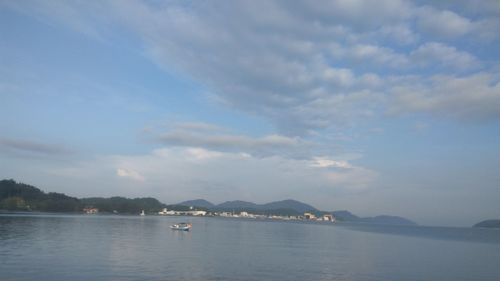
140;210;145;216
170;223;192;231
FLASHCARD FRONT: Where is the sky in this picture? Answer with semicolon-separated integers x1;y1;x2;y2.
1;0;499;226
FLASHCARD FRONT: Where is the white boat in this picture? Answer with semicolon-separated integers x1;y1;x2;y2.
140;210;145;216
170;223;192;231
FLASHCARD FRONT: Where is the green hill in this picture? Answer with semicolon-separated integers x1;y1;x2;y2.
0;179;81;212
0;179;165;214
81;196;165;214
177;199;215;208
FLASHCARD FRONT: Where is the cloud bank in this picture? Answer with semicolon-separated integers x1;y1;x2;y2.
4;0;499;136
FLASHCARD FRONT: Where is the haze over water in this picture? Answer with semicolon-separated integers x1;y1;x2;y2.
2;214;499;281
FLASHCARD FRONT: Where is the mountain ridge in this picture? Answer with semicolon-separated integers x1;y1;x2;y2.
177;199;215;208
2;179;417;225
177;199;318;213
176;198;416;225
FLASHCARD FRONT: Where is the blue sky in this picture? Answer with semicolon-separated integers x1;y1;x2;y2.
1;0;499;226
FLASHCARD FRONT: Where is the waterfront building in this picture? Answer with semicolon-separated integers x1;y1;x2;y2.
83;207;99;214
322;214;335;222
190;210;207;216
158;208;169;215
304;212;316;220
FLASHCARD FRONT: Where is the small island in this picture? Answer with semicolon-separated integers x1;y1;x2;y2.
473;220;500;228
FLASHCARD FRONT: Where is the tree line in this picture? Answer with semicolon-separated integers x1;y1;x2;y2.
0;179;167;214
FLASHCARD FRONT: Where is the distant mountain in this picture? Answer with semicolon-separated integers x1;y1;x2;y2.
212;199;317;214
215;200;259;210
357;215;417;225
473;219;500;228
261;199;317;213
332;210;360;221
177;199;214;208
179;199;416;224
331;211;416;225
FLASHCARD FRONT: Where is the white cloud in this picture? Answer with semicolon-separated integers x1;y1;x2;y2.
116;168;145;182
324;167;378;190
410;42;479;71
389;73;500;119
330;43;409;68
5;0;499;135
174;122;224;132
376;24;418;45
184;148;224;161
472;18;500;41
0;137;71;156
417;6;472;38
414;3;500;42
295;0;412;30
67;147;378;203
310;157;352;169
156;125;312;158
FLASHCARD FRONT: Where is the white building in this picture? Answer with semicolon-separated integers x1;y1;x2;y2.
304;212;317;220
322;214;335;222
189;210;207;216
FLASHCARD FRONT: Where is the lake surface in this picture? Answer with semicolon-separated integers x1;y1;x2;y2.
1;214;500;281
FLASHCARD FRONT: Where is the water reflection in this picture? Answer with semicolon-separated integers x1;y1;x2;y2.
1;214;500;281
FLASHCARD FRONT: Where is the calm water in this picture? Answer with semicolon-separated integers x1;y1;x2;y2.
1;214;500;281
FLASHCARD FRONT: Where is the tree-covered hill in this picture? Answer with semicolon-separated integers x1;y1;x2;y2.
0;179;81;212
0;179;164;214
177;199;215;208
80;196;165;214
